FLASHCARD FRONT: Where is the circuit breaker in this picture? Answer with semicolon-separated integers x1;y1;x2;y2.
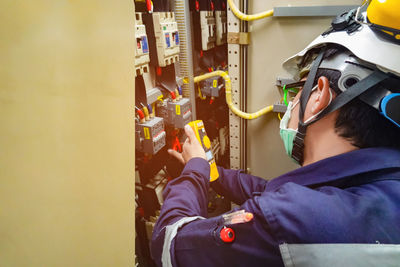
215;9;227;46
200;11;216;50
157;98;192;128
144;12;180;67
135;12;150;76
201;77;224;97
136;117;166;154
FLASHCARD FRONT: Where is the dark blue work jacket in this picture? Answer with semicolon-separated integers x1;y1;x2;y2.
151;148;400;266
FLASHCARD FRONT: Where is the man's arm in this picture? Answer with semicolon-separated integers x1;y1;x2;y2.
151;157;211;266
168;125;268;205
211;167;268;205
151;157;282;267
152;126;276;266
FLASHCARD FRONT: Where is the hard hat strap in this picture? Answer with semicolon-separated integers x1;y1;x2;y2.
292;48;390;165
292;48;326;165
313;70;389;122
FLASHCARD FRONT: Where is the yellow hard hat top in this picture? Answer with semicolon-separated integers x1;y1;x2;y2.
367;0;400;40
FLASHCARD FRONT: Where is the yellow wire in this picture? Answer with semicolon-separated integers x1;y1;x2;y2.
142;106;150;120
198;84;206;100
227;0;273;21
194;71;273;120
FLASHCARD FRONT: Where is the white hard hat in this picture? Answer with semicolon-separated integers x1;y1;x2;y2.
283;13;400;81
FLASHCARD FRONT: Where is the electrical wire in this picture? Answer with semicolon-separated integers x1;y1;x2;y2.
283;85;299;106
136;108;145;122
142;106;150;120
227;0;273;21
194;71;273;120
198;84;207;100
170;91;176;101
178;86;183;97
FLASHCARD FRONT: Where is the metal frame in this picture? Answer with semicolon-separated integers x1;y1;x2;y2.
227;0;247;170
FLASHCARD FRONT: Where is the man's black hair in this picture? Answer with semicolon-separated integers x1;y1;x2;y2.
302;44;400;149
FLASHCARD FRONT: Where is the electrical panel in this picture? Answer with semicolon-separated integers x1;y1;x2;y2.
134;1;231;265
135;12;150;76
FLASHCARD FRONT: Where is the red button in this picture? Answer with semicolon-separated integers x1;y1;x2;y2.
220;227;235;243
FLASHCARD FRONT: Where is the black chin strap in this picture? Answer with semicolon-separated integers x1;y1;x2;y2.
292;48;326;165
291;50;390;165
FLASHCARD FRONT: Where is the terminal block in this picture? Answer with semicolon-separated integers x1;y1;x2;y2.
144;12;180;67
201;77;224;97
215;10;227;46
136;117;166;154
157;98;192;128
200;11;216;50
135;12;150;76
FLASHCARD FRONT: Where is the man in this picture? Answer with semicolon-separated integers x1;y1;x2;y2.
151;1;400;266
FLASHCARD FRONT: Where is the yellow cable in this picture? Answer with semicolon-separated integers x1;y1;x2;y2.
194;71;273;120
227;0;273;21
198;84;206;100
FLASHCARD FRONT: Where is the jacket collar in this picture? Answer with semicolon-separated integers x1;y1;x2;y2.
266;147;400;192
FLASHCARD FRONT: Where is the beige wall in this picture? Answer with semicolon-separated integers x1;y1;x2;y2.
0;1;134;266
246;0;362;179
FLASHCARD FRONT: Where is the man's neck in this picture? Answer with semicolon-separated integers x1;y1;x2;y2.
302;119;358;166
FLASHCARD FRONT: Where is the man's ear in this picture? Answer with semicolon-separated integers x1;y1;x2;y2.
311;76;333;114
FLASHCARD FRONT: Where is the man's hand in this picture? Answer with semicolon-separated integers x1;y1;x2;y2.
168;125;207;165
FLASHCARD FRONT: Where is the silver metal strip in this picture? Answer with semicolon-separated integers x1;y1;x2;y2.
228;0;242;170
240;0;248;172
273;5;359;17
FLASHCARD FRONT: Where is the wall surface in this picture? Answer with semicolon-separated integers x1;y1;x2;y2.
0;1;134;266
246;0;362;179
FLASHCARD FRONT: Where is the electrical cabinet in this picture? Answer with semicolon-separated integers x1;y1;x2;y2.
134;1;231;265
